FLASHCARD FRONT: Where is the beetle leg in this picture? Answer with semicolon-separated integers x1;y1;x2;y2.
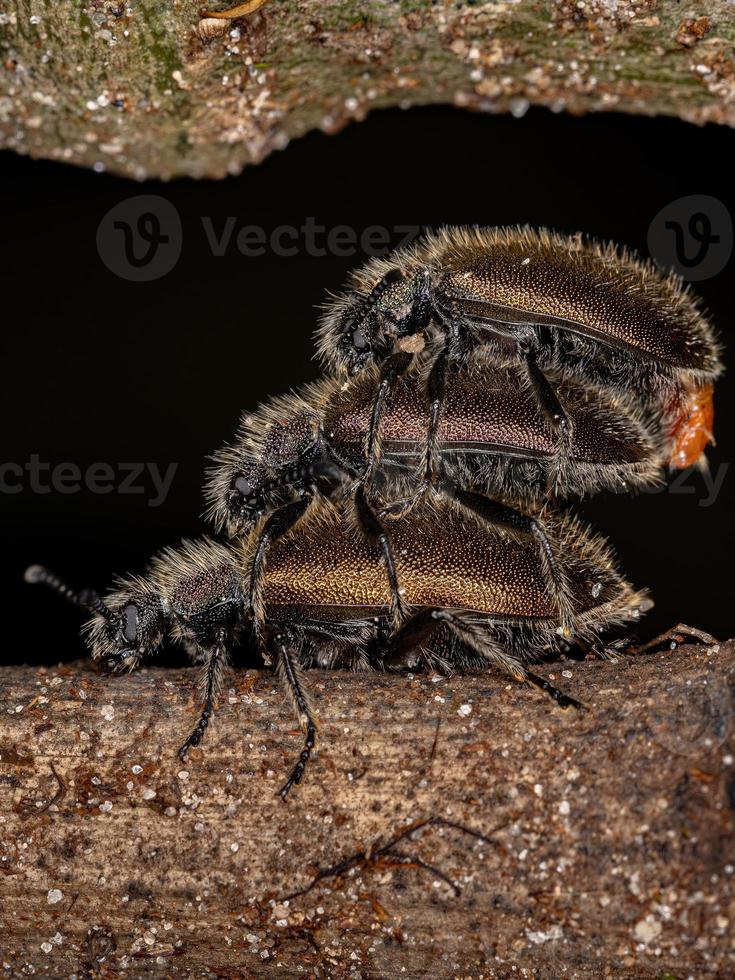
361;349;415;483
381;608;583;708
439;483;576;638
381;608;446;668
248;497;312;643
321;434;361;482
521;670;586;711
422;347;449;487
382;608;506;672
517;344;576;493
317;432;408;628
268;628;318;799
354;484;407;627
522;347;572;443
378;349;451;520
178;627;229;760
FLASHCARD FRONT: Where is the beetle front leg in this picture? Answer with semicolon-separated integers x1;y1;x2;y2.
249;497;312;642
178;627;230;760
378;349;451;520
361;349;414;484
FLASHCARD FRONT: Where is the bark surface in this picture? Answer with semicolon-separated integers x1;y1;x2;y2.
1;1;735;179
1;640;734;976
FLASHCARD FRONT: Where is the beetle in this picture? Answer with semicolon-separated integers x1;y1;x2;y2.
205;353;663;636
25;499;648;797
316;226;721;486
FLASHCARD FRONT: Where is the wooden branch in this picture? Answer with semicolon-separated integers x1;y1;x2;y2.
1;1;734;179
1;640;734;975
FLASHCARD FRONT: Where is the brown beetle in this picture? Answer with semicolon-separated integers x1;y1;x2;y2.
317;226;721;481
26;498;648;797
205;354;663;634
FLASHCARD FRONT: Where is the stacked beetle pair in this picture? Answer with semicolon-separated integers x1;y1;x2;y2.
29;227;721;797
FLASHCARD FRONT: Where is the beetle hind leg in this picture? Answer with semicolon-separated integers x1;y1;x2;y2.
521;346;575;489
380;608;583;710
524;670;586;711
440;483;576;638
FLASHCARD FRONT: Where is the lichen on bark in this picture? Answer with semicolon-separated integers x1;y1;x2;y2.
1;0;735;180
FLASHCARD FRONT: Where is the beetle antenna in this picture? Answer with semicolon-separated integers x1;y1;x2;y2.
24;564;115;621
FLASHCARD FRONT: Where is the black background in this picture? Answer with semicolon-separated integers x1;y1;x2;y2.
2;105;733;663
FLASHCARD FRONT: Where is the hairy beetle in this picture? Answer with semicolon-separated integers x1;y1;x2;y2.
26;499;647;796
206;354;663;634
317;226;721;483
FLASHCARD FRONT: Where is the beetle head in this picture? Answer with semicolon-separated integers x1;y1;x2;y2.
336;268;432;372
85;590;167;672
225;464;271;535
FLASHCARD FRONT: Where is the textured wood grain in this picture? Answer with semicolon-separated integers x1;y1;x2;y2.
1;641;734;977
1;1;735;179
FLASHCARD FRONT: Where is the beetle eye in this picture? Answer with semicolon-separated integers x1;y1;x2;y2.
234;475;252;498
382;268;404;287
122;603;139;643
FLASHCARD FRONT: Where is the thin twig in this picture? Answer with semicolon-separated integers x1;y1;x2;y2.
199;0;268;19
19;761;66;819
634;623;718;656
429;716;441;764
281;816;500;902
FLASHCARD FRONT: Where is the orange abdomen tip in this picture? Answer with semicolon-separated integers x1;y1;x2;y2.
668;384;715;470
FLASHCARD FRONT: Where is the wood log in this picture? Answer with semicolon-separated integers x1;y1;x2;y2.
1;1;735;179
1;639;734;976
